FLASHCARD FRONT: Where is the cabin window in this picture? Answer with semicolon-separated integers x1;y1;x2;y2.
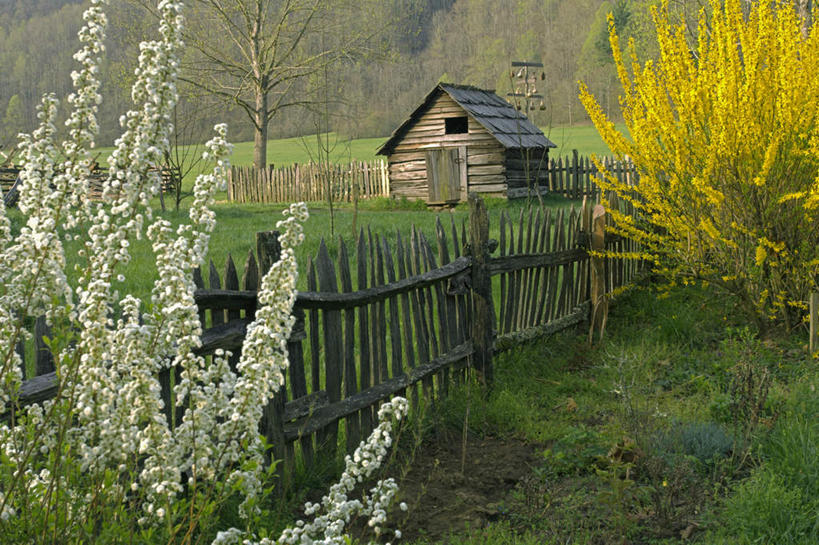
445;116;468;134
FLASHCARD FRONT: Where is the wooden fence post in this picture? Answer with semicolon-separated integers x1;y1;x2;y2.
588;201;609;345
34;316;55;376
256;231;291;489
572;149;581;198
810;292;819;354
469;194;495;384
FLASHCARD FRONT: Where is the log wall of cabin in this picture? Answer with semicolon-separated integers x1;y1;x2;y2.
388;93;507;201
504;148;550;192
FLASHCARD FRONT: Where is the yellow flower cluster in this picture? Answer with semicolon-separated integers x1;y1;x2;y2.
580;0;819;329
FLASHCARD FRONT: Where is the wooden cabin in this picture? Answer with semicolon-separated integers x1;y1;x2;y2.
376;83;556;204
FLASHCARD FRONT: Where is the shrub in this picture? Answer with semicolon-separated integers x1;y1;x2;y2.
580;0;819;331
0;1;406;543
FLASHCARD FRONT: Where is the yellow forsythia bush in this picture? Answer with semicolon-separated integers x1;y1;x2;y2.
581;0;819;331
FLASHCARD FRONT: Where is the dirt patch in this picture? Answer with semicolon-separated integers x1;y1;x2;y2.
385;433;541;543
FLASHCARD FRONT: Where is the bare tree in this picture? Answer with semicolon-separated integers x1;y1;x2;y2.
155;0;390;171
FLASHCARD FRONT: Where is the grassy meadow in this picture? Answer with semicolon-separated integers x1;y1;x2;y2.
390;283;819;545
92;123;619;185
4;193;582;303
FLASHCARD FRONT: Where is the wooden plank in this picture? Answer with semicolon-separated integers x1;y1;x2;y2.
389;160;427;173
395;230;419;407
287;306;313;465
499;211;509;334
469;195;494;383
467;164;505;177
16;339;25;381
224;254;242;371
406;229;430;368
338;239;360;454
529;208;549;327
209;259;224;326
195;255;471;313
35;316;54;376
558;211;573;317
467;151;506;166
367;228;382;426
516;207;535;330
283;341;473;441
356;231;373;436
459;145;468;200
546;209;563;322
381;238;405;386
316;240;342;450
495;303;590;352
306;258;321;397
436;216;459;349
534;209;553;325
413;228;439;360
193;266;207;325
488;248;587;275
523;208;542;328
375;234;390;385
388;151;429;163
388;171;428;183
509;209;525;332
257;231;291;480
423;231;451;396
450;215;469;343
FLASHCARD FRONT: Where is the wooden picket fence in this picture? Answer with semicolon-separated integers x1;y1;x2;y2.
1;166;176;206
227;152;635;205
227;160;390;204
540;152;637;199
8;194;640;489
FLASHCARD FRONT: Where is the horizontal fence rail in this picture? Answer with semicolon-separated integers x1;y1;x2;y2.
227;160;390;204
6;194;641;487
1;166;176;206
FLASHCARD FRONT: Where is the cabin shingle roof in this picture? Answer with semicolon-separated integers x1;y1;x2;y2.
377;83;556;155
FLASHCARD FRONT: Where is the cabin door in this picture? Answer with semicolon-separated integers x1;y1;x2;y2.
426;147;465;203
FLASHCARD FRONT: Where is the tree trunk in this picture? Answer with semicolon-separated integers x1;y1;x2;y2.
797;0;813;38
254;89;268;171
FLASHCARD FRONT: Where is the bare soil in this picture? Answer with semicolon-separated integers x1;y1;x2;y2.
385;432;541;543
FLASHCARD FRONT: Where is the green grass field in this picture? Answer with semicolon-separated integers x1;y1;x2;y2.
224;124;621;166
544;123;626;158
94;123;620;175
228;133;387;166
6;195;581;310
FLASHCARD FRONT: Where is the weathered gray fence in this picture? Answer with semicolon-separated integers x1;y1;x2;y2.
1;166;176;203
227;160;390;204
8;194;641;488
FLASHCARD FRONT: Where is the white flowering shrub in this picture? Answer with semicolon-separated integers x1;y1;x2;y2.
0;1;406;543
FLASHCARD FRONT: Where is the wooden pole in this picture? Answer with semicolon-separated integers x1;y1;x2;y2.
469;194;495;384
810;292;819;354
588;203;608;345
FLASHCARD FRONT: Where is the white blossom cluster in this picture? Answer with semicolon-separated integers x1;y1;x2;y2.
0;0;407;542
213;396;410;545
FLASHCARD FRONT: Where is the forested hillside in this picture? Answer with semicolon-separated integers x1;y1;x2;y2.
0;0;697;153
